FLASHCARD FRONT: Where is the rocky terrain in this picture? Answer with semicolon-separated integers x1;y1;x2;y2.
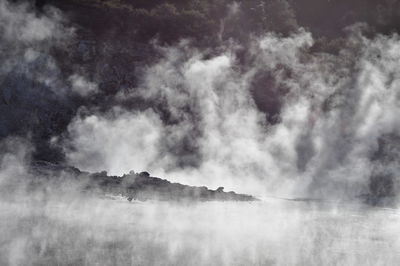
30;161;257;201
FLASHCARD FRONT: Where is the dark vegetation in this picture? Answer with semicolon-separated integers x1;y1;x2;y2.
40;0;298;46
35;0;400;44
30;161;257;201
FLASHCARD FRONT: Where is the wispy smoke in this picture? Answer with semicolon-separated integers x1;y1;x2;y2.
0;0;98;149
0;0;71;91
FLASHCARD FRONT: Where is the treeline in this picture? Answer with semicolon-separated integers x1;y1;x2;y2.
44;0;298;45
35;0;400;44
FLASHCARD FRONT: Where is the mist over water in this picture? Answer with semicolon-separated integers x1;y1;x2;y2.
2;196;400;265
3;0;400;265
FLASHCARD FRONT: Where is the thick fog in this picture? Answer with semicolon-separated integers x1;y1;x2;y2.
3;0;400;265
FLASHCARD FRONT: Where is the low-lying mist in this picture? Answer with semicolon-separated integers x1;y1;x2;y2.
2;190;400;265
0;136;399;266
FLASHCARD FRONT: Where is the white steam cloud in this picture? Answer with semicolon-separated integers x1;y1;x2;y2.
64;29;400;200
